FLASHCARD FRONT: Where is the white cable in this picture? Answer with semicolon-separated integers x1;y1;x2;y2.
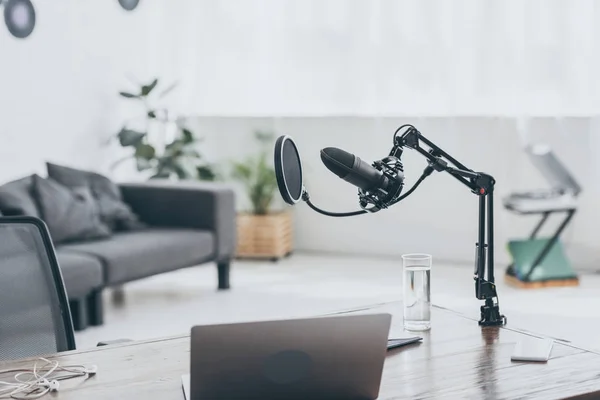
0;358;97;399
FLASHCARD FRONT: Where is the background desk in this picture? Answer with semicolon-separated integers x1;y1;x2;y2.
1;302;599;399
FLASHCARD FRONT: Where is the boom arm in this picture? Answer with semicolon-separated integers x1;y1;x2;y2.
394;126;506;326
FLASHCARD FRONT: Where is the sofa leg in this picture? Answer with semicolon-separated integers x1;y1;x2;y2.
87;289;104;327
111;286;126;305
69;298;88;332
217;261;231;290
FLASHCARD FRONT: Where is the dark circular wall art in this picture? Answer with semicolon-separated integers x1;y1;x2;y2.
3;0;35;39
118;0;140;11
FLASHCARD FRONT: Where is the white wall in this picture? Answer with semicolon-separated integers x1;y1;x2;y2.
176;0;600;117
0;0;174;183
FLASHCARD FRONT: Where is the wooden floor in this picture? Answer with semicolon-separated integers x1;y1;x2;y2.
76;253;600;355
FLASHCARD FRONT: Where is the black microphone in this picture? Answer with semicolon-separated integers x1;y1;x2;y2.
320;147;392;192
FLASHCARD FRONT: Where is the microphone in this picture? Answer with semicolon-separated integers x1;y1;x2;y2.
321;147;404;193
320;147;405;211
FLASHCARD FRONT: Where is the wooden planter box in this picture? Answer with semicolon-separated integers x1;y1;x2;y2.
236;212;293;260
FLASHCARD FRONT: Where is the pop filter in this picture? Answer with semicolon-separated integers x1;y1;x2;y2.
274;135;304;205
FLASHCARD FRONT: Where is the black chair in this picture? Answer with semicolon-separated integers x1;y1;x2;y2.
0;216;76;361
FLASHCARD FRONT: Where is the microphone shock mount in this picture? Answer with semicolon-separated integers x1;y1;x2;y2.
358;156;405;213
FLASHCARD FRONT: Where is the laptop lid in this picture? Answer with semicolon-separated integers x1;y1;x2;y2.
186;313;391;400
526;144;582;196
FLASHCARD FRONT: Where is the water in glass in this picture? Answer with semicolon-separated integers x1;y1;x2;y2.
403;264;431;331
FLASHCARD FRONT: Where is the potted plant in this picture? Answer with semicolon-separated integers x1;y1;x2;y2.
112;77;217;181
232;131;293;260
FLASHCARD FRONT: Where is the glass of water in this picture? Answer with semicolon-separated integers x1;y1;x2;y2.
402;254;432;331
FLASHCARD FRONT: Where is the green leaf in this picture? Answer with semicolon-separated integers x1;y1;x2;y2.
119;91;139;99
158;81;179;99
197;165;217;181
117;129;146;147
164;141;193;160
172;162;190;179
164;139;181;151
147;110;157;119
140;78;158;96
231;162;253;182
149;170;170;179
232;145;277;214
155;156;176;172
171;148;185;158
182;128;194;143
136;158;153;171
135;144;156;160
182;147;201;158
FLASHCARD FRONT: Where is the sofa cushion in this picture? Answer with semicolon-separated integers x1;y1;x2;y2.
55;250;104;299
0;176;40;217
33;175;111;244
46;162;143;231
60;228;215;285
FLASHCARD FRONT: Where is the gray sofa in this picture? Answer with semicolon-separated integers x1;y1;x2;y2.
0;178;236;331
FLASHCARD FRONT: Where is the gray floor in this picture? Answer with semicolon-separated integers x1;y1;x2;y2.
75;253;600;352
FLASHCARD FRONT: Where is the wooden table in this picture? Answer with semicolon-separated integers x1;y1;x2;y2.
1;302;600;400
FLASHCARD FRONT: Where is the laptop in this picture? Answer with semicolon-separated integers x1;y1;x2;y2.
525;144;582;197
503;144;581;213
182;313;392;400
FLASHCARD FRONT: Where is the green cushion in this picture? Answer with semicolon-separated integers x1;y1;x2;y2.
508;238;578;282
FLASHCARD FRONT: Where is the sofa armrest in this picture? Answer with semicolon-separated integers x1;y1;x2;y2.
119;181;236;262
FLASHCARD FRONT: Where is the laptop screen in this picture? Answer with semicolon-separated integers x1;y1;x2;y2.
526;144;582;196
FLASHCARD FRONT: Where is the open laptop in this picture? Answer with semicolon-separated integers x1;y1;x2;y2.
525;143;581;197
182;313;392;400
503;144;581;213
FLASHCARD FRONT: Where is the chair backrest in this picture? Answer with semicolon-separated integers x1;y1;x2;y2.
0;216;75;361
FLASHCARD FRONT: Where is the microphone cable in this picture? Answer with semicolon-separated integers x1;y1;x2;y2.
303;192;367;217
388;165;434;207
302;165;432;217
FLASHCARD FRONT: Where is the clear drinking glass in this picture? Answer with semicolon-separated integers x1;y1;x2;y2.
402;254;432;331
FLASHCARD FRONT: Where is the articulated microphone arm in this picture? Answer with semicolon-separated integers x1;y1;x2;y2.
394;125;506;327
